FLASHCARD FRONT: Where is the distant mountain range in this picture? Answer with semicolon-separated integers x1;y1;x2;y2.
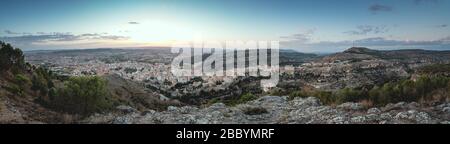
320;47;450;63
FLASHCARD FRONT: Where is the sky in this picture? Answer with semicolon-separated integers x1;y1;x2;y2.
0;0;449;52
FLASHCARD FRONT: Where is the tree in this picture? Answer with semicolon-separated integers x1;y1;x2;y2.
0;41;25;72
52;76;112;115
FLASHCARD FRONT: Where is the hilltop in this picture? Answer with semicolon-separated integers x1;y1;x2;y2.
293;47;450;90
321;47;450;63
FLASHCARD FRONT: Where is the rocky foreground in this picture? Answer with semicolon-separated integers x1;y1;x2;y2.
84;96;450;124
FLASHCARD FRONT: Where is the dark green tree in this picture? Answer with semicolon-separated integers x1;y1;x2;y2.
52;76;112;115
0;41;25;72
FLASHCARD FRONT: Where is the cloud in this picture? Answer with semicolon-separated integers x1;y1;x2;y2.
369;4;393;14
352;37;446;46
435;24;448;28
441;36;450;44
280;29;315;42
319;37;450;47
4;30;35;35
4;30;21;35
80;33;101;37
280;29;316;48
0;32;129;45
95;35;129;40
414;0;439;4
128;21;140;24
344;25;389;35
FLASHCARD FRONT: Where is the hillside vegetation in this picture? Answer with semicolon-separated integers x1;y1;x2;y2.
0;41;178;123
288;75;450;106
1;41;114;117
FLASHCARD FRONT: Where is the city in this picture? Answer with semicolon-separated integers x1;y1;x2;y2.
0;0;450;129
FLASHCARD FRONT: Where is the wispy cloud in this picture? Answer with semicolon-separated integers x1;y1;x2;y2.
4;30;21;35
95;35;129;40
280;29;316;48
80;33;101;37
435;24;448;28
128;21;140;24
280;29;315;42
350;37;449;46
0;32;129;45
4;30;35;35
414;0;439;5
344;25;389;35
441;36;450;44
369;4;393;14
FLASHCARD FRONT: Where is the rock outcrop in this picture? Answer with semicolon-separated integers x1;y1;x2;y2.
83;96;450;124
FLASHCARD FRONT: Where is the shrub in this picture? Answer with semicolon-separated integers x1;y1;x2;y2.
311;91;334;105
288;90;335;105
206;98;221;106
368;75;450;106
222;93;259;106
48;76;113;115
288;90;309;100
5;84;23;96
335;88;364;104
238;93;258;104
14;74;30;85
288;75;450;107
417;64;450;75
269;88;285;96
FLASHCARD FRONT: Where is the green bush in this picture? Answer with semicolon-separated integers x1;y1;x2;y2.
417;64;450;75
368;75;450;105
48;76;113;115
14;74;30;85
335;88;364;103
311;91;334;105
288;91;309;100
221;93;259;106
238;93;258;104
269;88;285;96
5;84;23;96
206;98;221;106
288;90;335;105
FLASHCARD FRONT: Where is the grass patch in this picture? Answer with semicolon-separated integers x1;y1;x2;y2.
206;93;260;107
